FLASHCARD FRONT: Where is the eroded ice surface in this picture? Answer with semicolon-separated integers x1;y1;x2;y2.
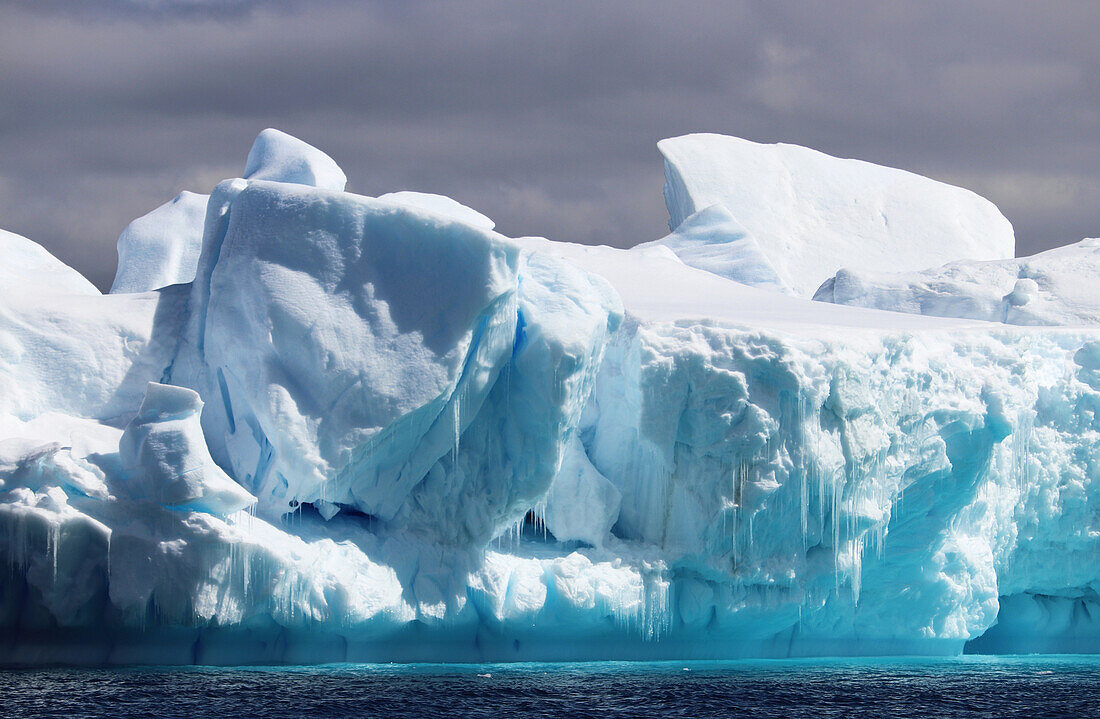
1;130;1097;664
119;382;255;517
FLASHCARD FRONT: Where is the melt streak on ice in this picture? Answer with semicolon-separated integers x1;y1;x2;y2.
1;130;1098;664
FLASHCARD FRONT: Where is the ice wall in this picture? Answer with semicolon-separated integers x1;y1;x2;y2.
1;129;1097;664
530;237;1100;655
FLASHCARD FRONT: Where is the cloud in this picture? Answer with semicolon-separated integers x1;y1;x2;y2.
1;1;1098;290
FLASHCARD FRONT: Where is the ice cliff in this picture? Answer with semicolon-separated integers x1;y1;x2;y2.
1;130;1098;664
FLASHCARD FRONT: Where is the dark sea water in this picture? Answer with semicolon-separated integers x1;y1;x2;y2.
2;656;1099;718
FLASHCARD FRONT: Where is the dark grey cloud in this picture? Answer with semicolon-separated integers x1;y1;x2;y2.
1;1;1098;290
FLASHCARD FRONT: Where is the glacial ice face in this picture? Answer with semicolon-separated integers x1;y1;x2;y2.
111;192;210;294
659;133;1015;296
1;128;1098;664
531;238;1100;651
814;238;1100;326
158;174;622;548
965;593;1100;655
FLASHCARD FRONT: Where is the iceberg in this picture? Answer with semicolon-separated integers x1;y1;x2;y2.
0;130;1097;665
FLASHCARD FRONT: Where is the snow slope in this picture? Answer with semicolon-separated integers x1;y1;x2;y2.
0;129;1097;664
659;134;1015;296
1;229;99;297
634;205;791;293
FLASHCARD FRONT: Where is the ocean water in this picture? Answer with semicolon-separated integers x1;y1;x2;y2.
2;656;1098;718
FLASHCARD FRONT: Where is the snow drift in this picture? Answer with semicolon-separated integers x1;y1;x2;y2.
1;129;1097;664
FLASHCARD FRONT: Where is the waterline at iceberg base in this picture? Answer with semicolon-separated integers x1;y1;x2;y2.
2;130;1099;665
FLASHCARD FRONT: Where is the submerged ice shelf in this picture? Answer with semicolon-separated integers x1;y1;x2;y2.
1;129;1099;664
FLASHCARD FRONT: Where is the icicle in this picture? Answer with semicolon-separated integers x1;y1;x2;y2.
1013;411;1034;491
732;459;747;563
832;464;844;595
105;529;111;587
747;512;754;560
817;458;828;543
242;545;251;604
9;511;29;574
795;394;811;555
532;500;548;541
452;395;461;462
800;463;810;552
851;538;863;603
640;565;672;641
49;521;59;585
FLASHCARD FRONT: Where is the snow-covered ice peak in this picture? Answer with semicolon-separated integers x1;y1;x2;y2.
658;133;1015;296
243;127;347;191
111;129;344;297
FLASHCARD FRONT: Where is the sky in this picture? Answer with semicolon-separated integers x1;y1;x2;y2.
1;1;1098;291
